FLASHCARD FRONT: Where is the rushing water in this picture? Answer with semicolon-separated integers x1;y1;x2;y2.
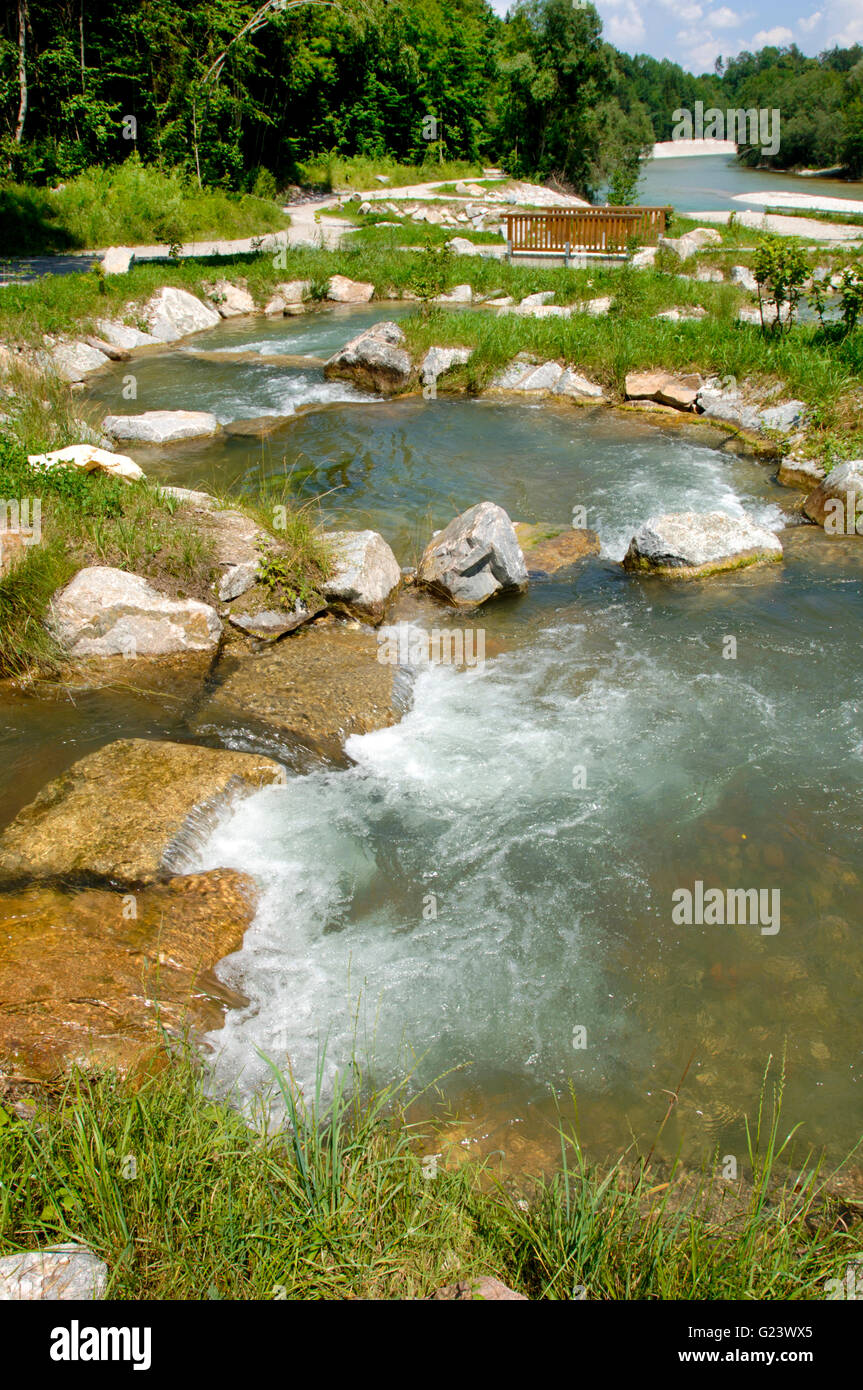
14;304;863;1170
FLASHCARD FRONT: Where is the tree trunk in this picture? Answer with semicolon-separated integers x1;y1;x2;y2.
14;0;28;145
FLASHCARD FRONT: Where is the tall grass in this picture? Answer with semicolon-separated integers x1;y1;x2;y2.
297;153;488;193
0;1052;857;1300
0;159;288;257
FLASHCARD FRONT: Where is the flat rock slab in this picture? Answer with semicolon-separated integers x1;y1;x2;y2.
195;627;397;753
0;870;256;1077
625;371;702;411
102;410;221;444
623;511;782;578
514;523;600;575
0;738;285;888
51;566;221;658
223;415;292;438
0;1244;108;1300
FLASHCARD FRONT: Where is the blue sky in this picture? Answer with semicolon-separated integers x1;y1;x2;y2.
487;1;863;73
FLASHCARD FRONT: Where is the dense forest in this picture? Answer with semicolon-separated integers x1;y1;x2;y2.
1;0;862;200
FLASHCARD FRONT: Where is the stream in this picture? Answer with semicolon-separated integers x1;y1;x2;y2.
7;302;862;1173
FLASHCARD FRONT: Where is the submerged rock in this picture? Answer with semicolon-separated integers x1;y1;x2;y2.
324;320;411;393
195;625;399;753
0;1244;108;1300
102;410;221;444
51;566;221;658
514;522;600;575
623;511;782;578
0;738;285;888
228;604;324;639
418;501;528;607
803;459;863;530
322;529;401;620
0;871;257;1077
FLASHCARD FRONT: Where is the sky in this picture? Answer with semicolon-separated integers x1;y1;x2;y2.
487;0;863;74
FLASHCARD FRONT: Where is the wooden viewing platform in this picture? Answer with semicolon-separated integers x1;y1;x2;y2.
504;206;671;258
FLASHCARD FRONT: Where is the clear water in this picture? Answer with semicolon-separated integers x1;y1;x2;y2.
638;153;863;214
45;309;863;1168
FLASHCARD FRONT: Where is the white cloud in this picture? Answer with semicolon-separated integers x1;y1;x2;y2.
798;10;823;34
708;7;743;28
823;0;863;46
597;0;646;45
751;26;794;46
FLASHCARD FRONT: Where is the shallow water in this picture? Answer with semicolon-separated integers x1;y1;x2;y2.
639;153;863;214
9;306;863;1171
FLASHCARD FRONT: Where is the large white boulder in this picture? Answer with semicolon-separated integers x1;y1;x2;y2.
27;444;145;483
623;511;782;578
50;341;110;382
418;501;528;607
143;287;221;342
327;275;374;303
322;530;401;619
323;321;411;393
51;567;222;657
100;247;135;276
205;280;256;317
102;410;221;444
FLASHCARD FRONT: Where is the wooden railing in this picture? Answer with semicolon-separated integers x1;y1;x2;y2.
504;206;670;255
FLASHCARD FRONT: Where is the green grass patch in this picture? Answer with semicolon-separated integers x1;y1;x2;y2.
0;1053;857;1300
0;159;289;258
296;154;487;193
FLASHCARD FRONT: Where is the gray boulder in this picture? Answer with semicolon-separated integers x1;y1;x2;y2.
0;1244;107;1300
418;501;528;606
623;511;782;579
324;321;412;394
51;566;222;657
322;529;401;620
